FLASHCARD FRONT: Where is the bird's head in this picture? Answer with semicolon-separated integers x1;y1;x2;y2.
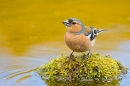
62;18;86;34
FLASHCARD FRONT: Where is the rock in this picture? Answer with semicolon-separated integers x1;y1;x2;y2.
36;53;128;82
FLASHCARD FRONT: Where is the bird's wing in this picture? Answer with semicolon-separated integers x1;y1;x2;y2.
84;26;97;41
84;26;91;34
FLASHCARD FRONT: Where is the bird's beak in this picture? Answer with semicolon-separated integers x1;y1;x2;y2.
62;20;70;27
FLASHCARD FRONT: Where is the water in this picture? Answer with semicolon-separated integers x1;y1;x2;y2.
0;0;130;86
0;41;129;86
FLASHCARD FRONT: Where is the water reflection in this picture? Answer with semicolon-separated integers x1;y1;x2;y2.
45;79;120;86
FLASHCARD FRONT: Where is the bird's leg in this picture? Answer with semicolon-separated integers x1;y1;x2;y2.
69;51;74;58
87;49;91;57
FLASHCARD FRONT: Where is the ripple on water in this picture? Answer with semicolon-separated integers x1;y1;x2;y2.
0;68;46;86
0;55;48;86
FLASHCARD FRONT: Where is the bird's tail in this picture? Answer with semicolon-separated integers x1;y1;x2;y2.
97;29;106;33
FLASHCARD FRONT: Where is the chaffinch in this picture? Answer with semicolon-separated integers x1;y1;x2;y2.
62;18;105;58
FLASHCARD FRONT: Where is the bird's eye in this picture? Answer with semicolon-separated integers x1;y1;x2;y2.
72;22;76;24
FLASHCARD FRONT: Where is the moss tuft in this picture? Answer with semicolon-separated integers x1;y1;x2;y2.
36;53;128;82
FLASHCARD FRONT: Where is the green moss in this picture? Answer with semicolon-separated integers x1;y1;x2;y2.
36;53;128;82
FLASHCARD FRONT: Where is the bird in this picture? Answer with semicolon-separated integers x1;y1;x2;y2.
62;18;105;58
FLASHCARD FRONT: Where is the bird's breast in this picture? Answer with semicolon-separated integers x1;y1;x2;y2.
64;32;93;52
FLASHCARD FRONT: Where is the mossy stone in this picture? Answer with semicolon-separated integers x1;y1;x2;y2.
36;53;128;82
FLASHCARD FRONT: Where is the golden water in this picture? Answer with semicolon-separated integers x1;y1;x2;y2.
0;0;130;86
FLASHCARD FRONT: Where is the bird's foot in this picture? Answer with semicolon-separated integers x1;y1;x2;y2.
68;54;73;58
68;51;74;61
86;52;91;58
82;53;91;61
68;54;74;61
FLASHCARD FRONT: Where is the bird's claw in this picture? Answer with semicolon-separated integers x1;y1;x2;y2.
87;53;91;57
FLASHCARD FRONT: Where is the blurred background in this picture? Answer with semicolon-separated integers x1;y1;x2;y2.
0;0;130;55
0;0;130;86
